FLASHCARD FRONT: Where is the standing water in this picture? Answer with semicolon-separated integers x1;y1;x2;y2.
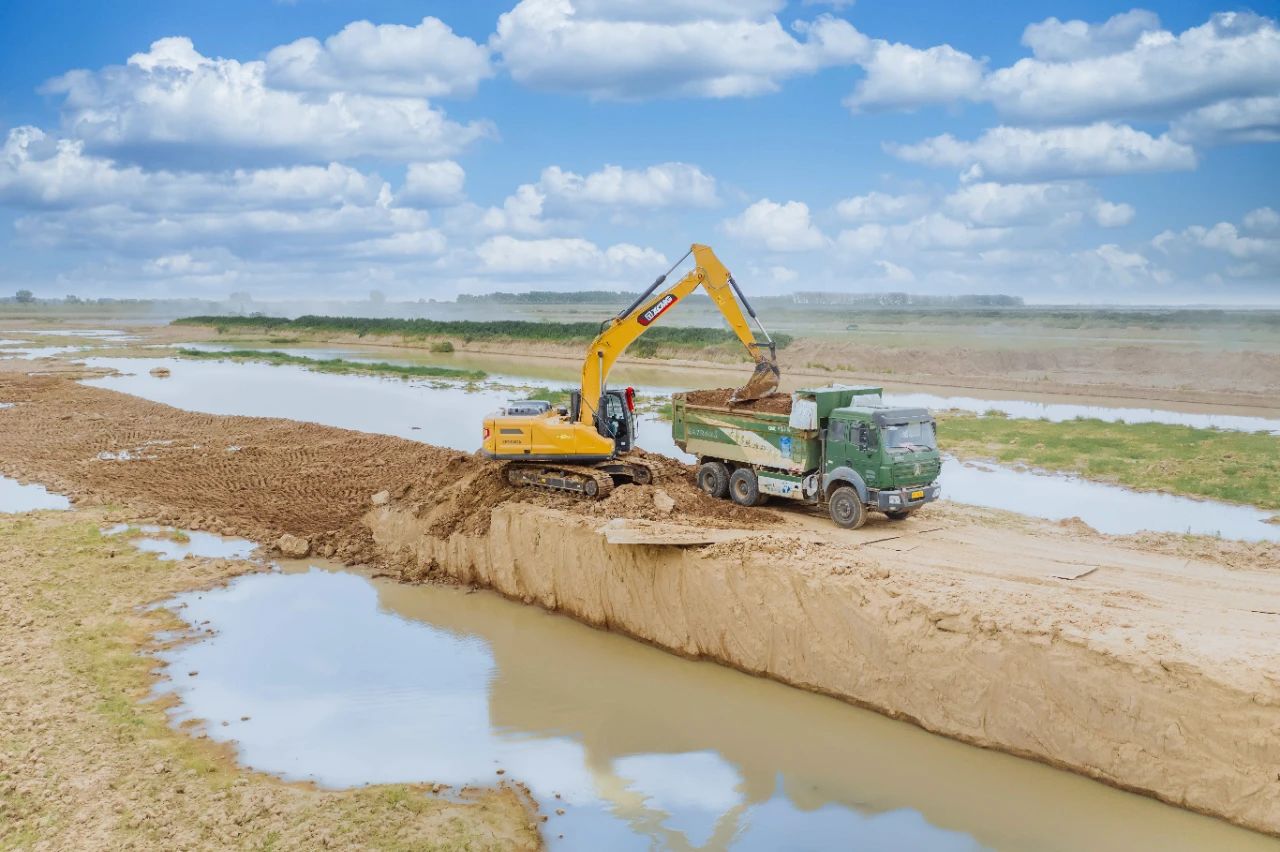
0;475;70;512
82;357;1278;540
154;562;1279;852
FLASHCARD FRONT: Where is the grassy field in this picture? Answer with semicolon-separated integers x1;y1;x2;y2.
941;413;1280;510
176;348;487;381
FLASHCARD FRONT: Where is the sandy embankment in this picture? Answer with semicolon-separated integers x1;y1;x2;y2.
370;499;1280;836
1;369;1278;837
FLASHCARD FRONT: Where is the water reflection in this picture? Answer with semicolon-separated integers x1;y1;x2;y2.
156;565;1277;852
103;523;257;560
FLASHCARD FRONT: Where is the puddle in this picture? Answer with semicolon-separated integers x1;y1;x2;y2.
104;523;257;560
81;357;684;459
887;392;1280;435
942;457;1280;542
0;339;24;346
153;564;1279;852
1;345;88;360
0;475;71;512
10;328;139;340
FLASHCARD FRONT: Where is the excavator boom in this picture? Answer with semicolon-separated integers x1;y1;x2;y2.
578;244;779;427
482;244;779;499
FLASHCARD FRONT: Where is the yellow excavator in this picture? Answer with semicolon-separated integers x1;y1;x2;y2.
481;244;781;498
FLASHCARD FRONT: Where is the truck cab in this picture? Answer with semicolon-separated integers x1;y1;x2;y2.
823;404;942;521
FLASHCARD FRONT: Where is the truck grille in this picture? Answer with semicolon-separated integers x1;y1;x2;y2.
892;457;940;485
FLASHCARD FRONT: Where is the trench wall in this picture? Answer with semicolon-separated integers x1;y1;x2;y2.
369;503;1280;836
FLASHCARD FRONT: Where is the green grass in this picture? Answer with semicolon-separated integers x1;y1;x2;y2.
940;413;1280;510
517;385;573;405
173;314;793;350
175;348;486;381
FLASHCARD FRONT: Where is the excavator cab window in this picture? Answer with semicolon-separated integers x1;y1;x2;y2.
597;390;634;452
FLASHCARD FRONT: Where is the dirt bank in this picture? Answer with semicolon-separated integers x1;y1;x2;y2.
373;503;1280;836
0;509;539;850
1;368;1278;837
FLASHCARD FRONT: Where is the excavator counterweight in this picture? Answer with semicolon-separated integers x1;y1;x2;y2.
481;244;780;498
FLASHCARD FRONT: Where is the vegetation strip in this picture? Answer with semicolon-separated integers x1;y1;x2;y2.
176;347;486;381
174;314;794;350
940;412;1280;510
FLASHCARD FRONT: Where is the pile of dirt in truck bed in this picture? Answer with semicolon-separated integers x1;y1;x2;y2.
0;372;772;554
681;388;793;414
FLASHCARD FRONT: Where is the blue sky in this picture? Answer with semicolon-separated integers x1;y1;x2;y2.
0;1;1277;304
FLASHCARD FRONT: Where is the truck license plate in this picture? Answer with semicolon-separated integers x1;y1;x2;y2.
910;489;924;500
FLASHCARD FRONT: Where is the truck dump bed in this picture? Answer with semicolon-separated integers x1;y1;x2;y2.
671;385;882;472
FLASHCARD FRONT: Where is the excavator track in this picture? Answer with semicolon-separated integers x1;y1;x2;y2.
503;463;616;499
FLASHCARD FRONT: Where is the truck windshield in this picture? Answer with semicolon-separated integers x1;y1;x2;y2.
883;420;936;451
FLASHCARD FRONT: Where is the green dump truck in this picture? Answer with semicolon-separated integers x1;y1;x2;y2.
671;385;941;529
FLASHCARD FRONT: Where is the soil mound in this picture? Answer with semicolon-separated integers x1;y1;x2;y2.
681;388;793;414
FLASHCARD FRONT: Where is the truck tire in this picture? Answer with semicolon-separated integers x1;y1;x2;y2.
729;468;765;507
696;461;730;499
829;486;868;529
885;509;914;521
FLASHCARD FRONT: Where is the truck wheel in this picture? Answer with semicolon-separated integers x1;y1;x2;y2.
696;461;730;499
729;468;764;507
885;509;914;521
829;486;868;529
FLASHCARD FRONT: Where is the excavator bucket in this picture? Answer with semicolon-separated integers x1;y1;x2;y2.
730;360;782;403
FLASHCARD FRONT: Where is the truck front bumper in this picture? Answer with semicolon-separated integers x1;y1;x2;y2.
874;484;940;511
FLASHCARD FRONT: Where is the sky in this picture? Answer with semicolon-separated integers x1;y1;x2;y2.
0;1;1277;305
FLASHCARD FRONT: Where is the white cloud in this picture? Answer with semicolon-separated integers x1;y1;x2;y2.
481;161;717;233
835;190;928;221
265;17;493;98
482;184;548;234
491;0;868;99
846;42;985;111
888;123;1197;181
985;12;1280;123
1092;199;1135;227
1170;96;1280;145
538;162;717;207
1244;207;1280;232
44;37;491;165
722;199;827;251
398;161;466;207
1021;9;1162;61
1156;221;1280;260
0;126;385;211
943;181;1107;226
475;235;665;273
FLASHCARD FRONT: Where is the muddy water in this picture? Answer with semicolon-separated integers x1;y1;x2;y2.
81;356;685;458
82;356;1277;540
184;341;1280;433
0;474;70;512
103;523;257;560
942;458;1280;542
155;563;1279;852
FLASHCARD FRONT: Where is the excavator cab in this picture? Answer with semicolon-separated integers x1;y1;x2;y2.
566;387;636;453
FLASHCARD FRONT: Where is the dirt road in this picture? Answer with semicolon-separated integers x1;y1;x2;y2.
1;367;1278;837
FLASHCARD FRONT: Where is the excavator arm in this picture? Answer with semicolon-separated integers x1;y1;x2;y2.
577;244;780;425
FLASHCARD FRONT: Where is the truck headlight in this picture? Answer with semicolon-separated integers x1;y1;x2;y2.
888;495;901;506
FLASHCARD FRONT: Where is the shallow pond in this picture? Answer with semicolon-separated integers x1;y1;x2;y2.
104;523;257;560
941;458;1279;542
183;342;1280;434
82;356;1276;540
154;563;1278;852
0;475;70;512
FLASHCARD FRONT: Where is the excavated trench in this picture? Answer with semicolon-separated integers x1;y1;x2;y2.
1;368;1279;839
